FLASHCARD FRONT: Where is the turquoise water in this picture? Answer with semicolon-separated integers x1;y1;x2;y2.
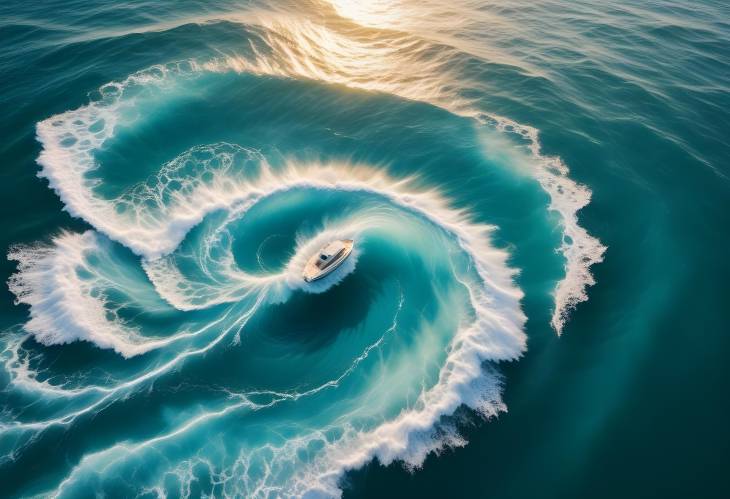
0;1;728;497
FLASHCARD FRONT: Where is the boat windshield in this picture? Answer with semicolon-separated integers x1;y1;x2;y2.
316;249;344;269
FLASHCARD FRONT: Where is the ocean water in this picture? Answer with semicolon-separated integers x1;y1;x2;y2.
0;0;728;497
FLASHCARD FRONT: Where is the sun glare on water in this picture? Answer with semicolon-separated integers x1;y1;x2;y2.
326;0;409;29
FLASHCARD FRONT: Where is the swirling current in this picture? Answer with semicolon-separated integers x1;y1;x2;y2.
2;0;728;498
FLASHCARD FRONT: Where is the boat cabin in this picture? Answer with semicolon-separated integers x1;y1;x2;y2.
316;241;347;269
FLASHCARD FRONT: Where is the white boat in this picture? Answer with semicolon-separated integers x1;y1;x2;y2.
302;239;354;282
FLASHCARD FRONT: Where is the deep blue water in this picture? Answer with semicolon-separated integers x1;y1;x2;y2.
0;1;728;497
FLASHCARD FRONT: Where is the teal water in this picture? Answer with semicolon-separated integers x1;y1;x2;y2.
0;1;728;497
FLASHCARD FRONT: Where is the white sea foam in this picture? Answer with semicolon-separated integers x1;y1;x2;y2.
7;231;185;358
485;116;607;332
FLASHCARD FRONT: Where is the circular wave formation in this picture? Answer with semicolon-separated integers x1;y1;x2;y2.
2;2;606;497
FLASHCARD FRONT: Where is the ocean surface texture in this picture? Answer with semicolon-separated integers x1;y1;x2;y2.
0;1;728;497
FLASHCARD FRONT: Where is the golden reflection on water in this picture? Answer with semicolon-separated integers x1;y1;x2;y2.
326;0;409;30
323;0;536;76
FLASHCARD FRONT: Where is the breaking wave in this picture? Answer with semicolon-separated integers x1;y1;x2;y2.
3;2;604;497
